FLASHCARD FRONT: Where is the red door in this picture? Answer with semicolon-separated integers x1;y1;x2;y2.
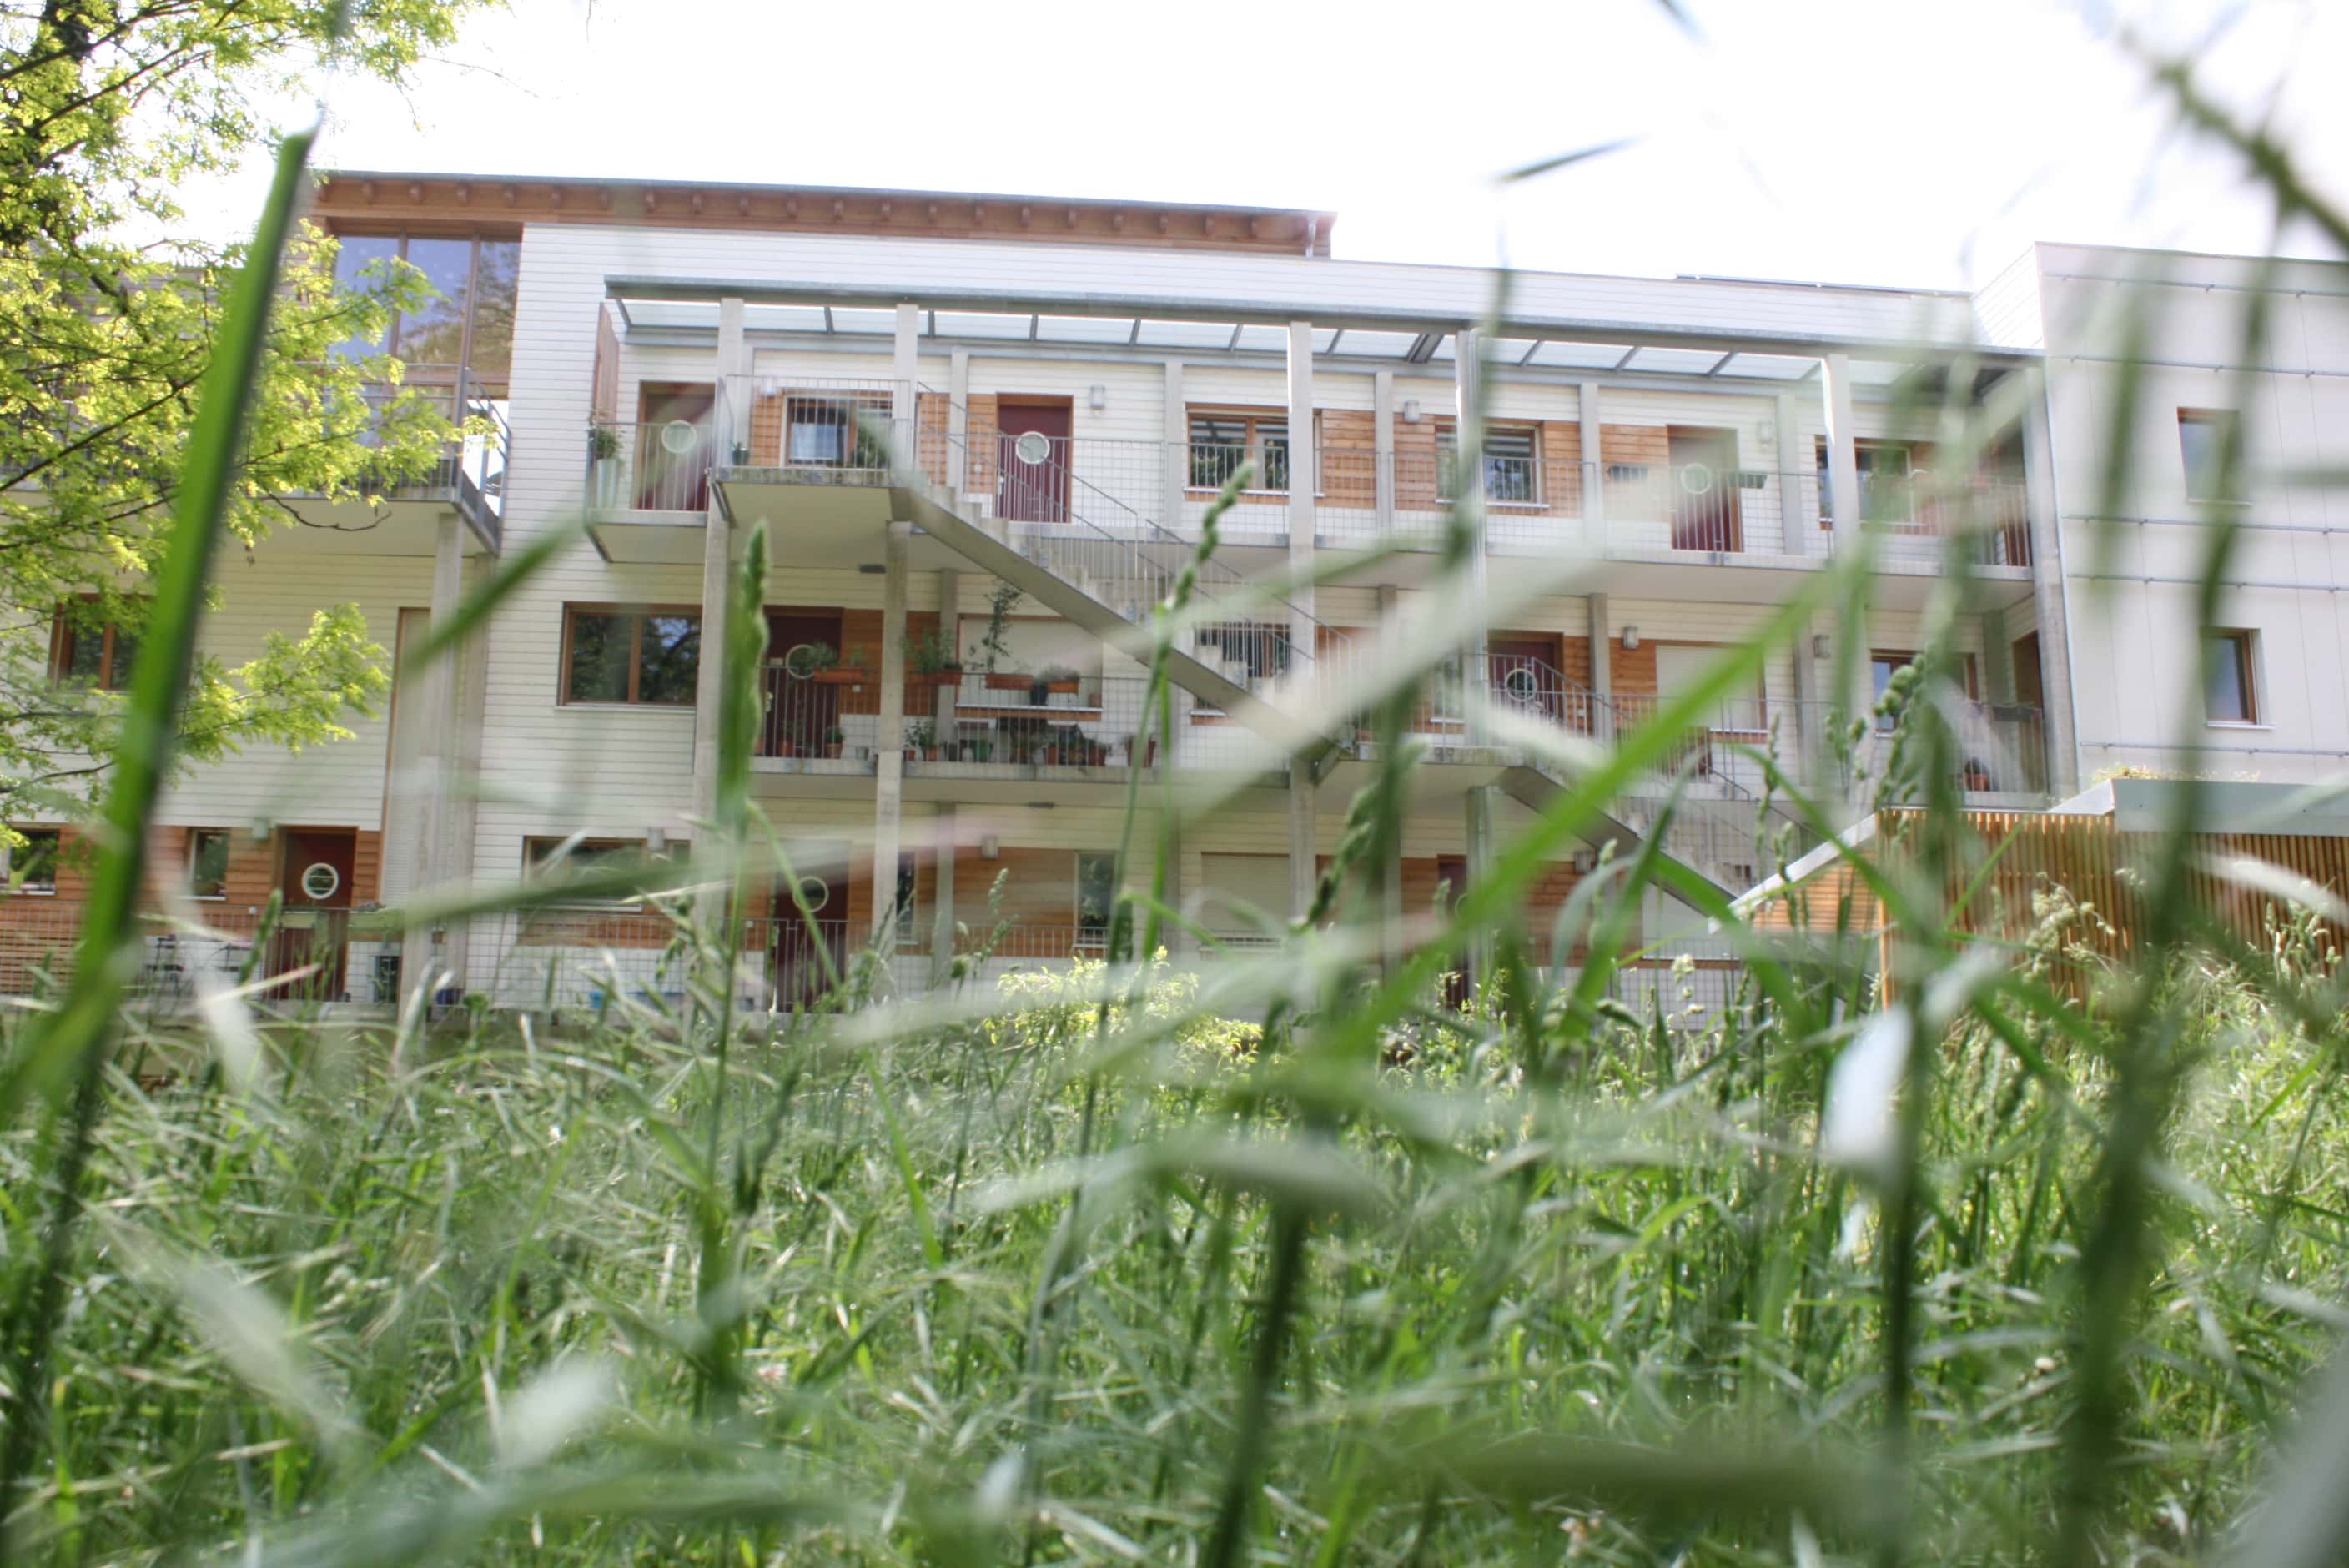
636;382;714;510
763;610;845;756
1668;427;1743;552
773;858;847;1009
273;829;355;1002
996;401;1071;523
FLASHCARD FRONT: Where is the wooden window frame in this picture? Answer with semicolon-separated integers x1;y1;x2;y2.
557;603;702;707
4;828;61;896
186;827;231;901
2202;629;2261;726
2179;409;2245;505
1185;406;1321;497
1435;420;1543;508
48;597;142;691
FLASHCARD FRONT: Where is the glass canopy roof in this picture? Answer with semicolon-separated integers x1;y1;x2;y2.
612;298;1925;384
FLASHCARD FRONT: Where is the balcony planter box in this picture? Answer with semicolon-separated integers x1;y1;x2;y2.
812;670;870;687
904;669;962;691
984;672;1030;693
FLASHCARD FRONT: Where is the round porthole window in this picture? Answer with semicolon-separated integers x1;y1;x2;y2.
797;875;829;910
299;862;341;902
660;419;701;456
1679;462;1716;495
1013;430;1053;466
1503;667;1539;701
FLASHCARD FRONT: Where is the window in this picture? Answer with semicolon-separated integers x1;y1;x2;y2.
1436;422;1541;505
329;230;521;391
523;836;682;908
888;856;920;944
561;606;700;706
187;829;230;900
2180;410;2241;504
1870;649;1917;731
1075;852;1118;948
5;830;60;895
1188;409;1313;493
1195;622;1292;684
2204;630;2259;724
1817;440;1914;524
49;601;141;691
785;392;890;468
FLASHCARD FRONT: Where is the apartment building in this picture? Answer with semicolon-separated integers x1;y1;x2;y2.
7;173;2341;1013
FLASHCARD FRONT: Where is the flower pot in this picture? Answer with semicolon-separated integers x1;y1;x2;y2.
985;672;1029;692
826;743;843;759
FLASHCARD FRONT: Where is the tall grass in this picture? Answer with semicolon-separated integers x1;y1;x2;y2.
4;27;2349;1568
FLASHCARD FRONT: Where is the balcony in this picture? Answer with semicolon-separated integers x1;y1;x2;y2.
276;368;509;555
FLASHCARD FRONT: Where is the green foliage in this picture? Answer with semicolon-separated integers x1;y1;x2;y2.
0;0;495;821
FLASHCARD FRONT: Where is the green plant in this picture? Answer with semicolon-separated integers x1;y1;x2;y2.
588;421;622;461
977;580;1022;673
903;626;962;676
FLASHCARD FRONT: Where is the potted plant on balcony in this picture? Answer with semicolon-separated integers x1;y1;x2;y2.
823;725;845;760
903;628;963;693
964;733;993;763
1033;664;1081;706
904;720;935;762
588;421;622;507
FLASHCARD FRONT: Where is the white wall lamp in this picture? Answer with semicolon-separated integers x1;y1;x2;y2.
1813;634;1832;659
1088;384;1108;411
1620;626;1640;651
248;817;271;842
646;826;667;855
1401;399;1422;424
980;834;999;861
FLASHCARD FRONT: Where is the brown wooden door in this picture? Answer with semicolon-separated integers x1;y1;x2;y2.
2012;632;2045;711
773;855;847;1009
1437;854;1471;1008
996;400;1071;523
1667;426;1743;552
274;829;355;1001
635;382;714;510
763;610;844;756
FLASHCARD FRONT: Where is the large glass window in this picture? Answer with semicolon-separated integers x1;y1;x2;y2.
188;828;230;900
328;231;520;394
561;607;701;706
1187;409;1300;492
1437;422;1540;504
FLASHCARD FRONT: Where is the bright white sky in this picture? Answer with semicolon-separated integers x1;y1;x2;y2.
203;0;2349;291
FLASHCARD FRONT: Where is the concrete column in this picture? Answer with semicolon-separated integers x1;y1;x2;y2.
400;511;465;1009
692;479;734;825
1162;359;1186;529
2020;384;2081;796
1821;354;1864;555
1587;592;1613;745
1288;757;1316;922
873;521;910;937
929;802;956;986
1578;379;1606;552
1285;322;1317;663
1377;583;1405;975
1373;368;1396;535
948;347;971;499
1463;784;1498;986
1456;330;1490;696
717;297;748;458
1821;354;1871;722
1790;616;1823;786
891;304;920;481
933;569;961;750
